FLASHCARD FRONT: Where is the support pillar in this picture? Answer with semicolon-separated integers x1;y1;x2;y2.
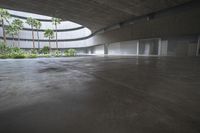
137;41;139;56
158;39;162;56
196;36;200;56
104;44;108;55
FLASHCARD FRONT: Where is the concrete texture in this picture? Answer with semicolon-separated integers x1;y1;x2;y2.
90;3;200;46
108;41;138;55
0;56;200;133
0;0;192;32
86;36;198;56
92;45;105;55
167;36;198;56
0;1;199;50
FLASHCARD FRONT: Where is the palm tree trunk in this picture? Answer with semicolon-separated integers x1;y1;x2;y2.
55;24;58;50
31;26;35;49
37;29;40;49
2;19;7;44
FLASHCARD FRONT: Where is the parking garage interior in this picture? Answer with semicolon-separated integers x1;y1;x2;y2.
0;0;200;133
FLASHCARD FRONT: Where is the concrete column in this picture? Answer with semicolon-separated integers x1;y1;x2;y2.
87;48;92;54
196;36;200;56
160;40;168;56
158;39;162;56
137;41;139;56
104;44;109;55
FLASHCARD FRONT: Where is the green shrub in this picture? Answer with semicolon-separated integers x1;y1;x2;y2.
64;49;76;56
37;54;51;58
0;54;8;59
26;54;37;58
0;42;10;54
8;48;26;59
10;53;26;59
0;45;25;59
30;49;38;54
40;46;50;54
0;42;76;59
52;50;62;57
10;47;21;53
0;42;6;52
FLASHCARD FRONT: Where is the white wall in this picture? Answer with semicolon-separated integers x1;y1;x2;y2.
108;42;121;55
160;40;168;56
108;40;138;55
5;28;91;40
92;45;104;55
87;37;198;56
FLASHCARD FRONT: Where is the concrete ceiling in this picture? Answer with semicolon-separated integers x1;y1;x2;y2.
0;0;193;32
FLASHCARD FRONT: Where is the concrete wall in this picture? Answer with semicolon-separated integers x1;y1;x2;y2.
108;43;121;55
87;36;198;57
76;48;87;55
167;36;198;56
88;4;200;46
3;2;199;49
68;3;199;56
108;40;138;55
4;39;91;49
1;3;199;57
160;40;168;56
91;45;104;55
139;39;159;55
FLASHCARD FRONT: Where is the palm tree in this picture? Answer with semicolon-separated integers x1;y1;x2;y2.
0;8;11;44
44;29;54;52
6;24;18;47
12;19;23;47
52;17;62;50
34;20;42;49
26;17;36;49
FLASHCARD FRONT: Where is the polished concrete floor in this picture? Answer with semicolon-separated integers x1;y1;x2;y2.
0;56;200;133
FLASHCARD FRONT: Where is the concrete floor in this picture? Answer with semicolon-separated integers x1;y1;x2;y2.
0;56;200;133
